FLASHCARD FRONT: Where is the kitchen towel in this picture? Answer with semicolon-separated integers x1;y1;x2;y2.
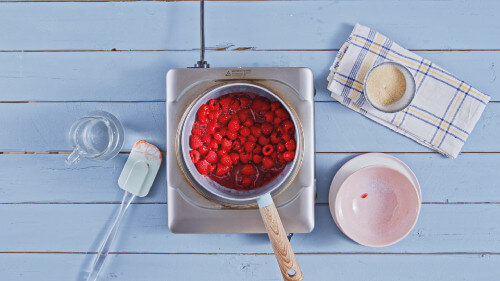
327;24;490;158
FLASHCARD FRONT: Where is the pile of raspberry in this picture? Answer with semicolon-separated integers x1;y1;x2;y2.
189;93;296;189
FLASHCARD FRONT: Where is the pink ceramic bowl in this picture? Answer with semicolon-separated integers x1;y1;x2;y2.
334;165;420;247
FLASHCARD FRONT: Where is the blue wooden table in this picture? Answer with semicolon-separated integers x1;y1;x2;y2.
0;1;499;280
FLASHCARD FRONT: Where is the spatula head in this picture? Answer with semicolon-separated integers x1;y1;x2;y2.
118;140;162;197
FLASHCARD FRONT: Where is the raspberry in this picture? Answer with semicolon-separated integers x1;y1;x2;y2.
191;123;204;136
219;127;227;137
240;152;252;164
231;140;241;150
285;140;296;151
201;134;211;144
240;126;251;137
216;164;231;176
245;142;256;153
277;143;286;152
220;154;232;166
226;130;237;140
208;164;216;173
282;133;291;142
228;120;240;132
230;99;240;110
262;157;275;169
240;164;256;176
258;136;270;146
207;111;216;121
238;109;250;122
270;132;281;144
205;150;218;164
253;144;262;155
190;150;200;164
229;153;240;165
217;149;227;158
209;140;219;151
190;135;203;149
251;126;262;137
213;132;223;143
198;145;209;156
271;151;278;160
196;160;210;175
241;176;253;187
239;96;251;108
282;120;295;134
218;114;231;125
264;111;274;123
251;99;262;112
197;104;210;119
283;151;295;162
252;154;262;164
273;117;282;126
208;110;221;121
247;135;257;143
207;122;219;135
262;144;274;156
277;153;286;164
243;118;254;127
208;99;220;111
260;101;270;112
275;108;289;119
261;123;274;136
219;97;231;111
221;138;232;151
270;101;281;111
199;115;209;124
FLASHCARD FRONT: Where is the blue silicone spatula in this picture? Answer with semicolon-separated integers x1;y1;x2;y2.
86;140;162;281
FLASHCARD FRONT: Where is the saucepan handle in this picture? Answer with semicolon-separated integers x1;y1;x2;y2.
257;193;304;281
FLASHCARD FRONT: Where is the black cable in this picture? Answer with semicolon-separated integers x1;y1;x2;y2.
194;0;209;68
200;0;205;63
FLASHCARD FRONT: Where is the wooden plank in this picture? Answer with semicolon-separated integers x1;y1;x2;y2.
315;153;500;204
0;1;499;50
314;102;499;153
0;102;497;153
0;154;167;203
0;253;498;281
1;153;499;203
0;50;496;101
0;102;166;152
1;204;498;253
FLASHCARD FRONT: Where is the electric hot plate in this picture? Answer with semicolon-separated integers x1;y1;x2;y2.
166;67;315;233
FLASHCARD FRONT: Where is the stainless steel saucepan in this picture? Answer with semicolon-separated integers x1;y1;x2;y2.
178;83;304;280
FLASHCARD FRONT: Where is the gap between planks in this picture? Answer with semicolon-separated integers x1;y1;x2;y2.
0;0;281;3
1;151;500;154
0;251;498;255
0;202;498;205
0;48;500;53
0;100;500;101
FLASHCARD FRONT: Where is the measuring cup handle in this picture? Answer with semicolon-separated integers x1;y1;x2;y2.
257;194;304;281
65;148;81;166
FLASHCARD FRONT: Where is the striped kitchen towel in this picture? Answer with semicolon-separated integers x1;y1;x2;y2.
327;24;490;158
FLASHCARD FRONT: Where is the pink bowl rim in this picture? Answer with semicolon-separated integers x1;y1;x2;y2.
334;165;421;247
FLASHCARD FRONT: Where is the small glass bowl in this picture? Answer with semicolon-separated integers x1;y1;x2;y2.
363;61;416;113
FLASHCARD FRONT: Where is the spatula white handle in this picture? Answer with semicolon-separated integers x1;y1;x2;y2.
87;190;136;281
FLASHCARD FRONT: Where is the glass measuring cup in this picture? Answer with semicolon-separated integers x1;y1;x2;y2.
66;111;124;166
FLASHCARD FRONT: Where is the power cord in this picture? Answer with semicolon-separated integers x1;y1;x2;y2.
193;0;210;68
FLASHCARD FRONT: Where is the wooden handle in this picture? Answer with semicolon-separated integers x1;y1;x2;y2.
259;202;304;281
